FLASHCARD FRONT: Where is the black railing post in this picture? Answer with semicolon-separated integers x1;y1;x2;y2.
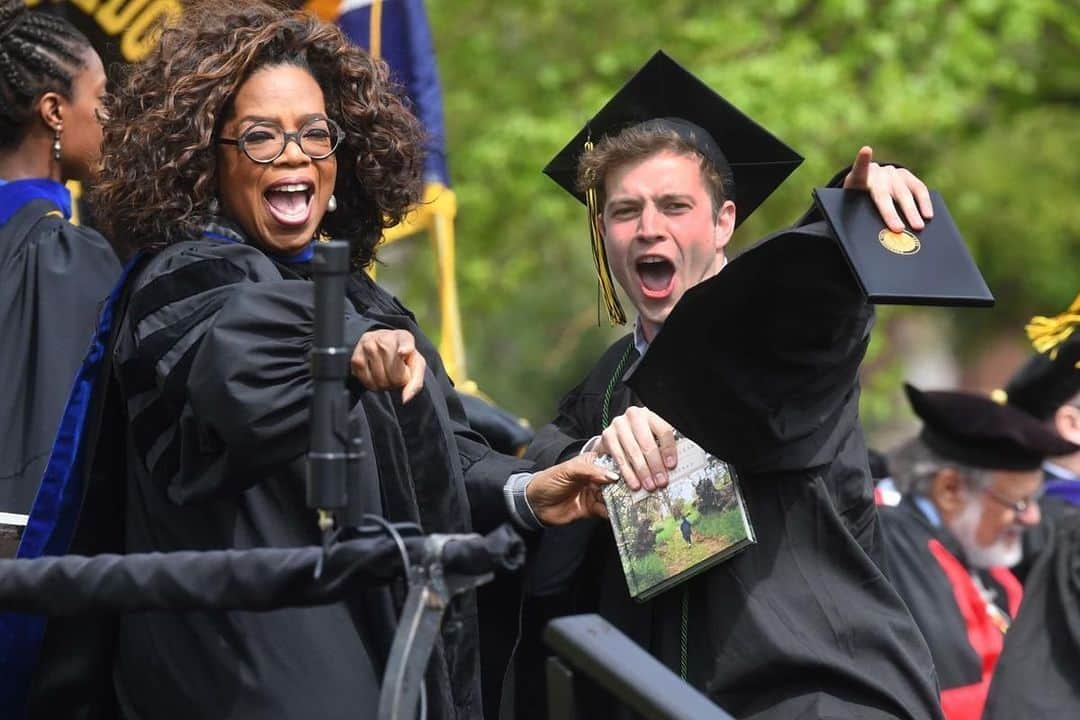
546;656;577;720
544;614;733;720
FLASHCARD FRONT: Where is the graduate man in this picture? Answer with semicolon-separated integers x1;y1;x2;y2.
881;384;1077;720
1003;294;1080;498
518;52;945;720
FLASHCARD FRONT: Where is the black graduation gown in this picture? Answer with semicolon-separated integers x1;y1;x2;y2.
524;220;943;720
982;513;1080;719
879;497;1022;720
1014;467;1079;584
0;199;119;515
26;234;530;720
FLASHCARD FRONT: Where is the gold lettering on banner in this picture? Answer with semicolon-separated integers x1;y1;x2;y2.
36;0;183;63
95;0;153;36
71;0;102;12
120;0;179;61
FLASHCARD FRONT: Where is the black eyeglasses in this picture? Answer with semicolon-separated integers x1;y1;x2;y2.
982;485;1044;514
217;117;343;164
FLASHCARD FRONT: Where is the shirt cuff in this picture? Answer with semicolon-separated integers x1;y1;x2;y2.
504;472;544;532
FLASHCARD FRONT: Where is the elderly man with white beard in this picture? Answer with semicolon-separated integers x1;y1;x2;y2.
881;383;1078;720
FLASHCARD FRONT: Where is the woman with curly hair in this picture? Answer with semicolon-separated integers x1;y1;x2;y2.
0;0;118;517
16;3;611;719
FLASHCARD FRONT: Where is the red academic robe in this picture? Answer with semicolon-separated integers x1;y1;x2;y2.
881;498;1022;720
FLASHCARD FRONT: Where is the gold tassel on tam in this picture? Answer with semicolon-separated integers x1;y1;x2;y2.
1026;293;1080;360
584;139;626;326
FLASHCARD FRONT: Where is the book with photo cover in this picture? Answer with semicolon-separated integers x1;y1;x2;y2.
600;432;755;602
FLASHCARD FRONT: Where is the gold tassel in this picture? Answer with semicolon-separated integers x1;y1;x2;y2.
1025;293;1080;360
369;0;383;60
584;139;626;326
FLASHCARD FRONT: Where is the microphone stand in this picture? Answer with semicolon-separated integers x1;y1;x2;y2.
308;240;354;548
305;241;504;720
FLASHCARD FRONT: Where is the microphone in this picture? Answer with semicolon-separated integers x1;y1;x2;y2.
307;240;351;532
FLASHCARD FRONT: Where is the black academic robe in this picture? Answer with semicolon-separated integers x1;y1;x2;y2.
982;512;1080;719
879;497;1022;720
523;220;943;720
0;199;119;515
1014;466;1080;584
27;234;530;720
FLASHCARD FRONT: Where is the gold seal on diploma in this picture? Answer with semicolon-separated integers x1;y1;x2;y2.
878;228;921;255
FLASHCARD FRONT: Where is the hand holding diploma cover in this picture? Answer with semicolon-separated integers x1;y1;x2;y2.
813;187;994;307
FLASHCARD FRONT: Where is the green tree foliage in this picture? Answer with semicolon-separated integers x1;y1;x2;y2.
695;475;733;514
608;490;659;555
631;500;658;556
383;0;1078;433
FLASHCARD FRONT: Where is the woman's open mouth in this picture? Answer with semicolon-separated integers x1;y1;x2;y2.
636;256;676;298
263;180;314;227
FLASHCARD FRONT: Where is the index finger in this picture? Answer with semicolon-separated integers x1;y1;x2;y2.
647;413;677;470
627;412;668;489
400;350;426;403
846;146;873;189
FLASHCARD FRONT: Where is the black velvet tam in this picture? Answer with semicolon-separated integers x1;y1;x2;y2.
905;383;1078;471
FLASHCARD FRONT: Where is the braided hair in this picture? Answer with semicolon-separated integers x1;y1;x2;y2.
0;1;92;147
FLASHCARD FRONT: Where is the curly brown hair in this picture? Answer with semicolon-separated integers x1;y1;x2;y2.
576;124;734;217
91;0;424;266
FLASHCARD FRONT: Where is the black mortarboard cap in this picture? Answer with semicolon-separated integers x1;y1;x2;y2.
544;51;803;325
626;225;872;473
813;188;994;307
1002;294;1080;420
545;50;803;220
905;383;1078;471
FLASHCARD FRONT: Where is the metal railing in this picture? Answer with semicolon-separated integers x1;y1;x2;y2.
544;614;733;720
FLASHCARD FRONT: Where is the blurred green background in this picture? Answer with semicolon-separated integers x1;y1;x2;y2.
379;0;1078;447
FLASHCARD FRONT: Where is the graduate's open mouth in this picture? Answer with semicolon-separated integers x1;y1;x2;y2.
263;179;315;227
635;256;676;298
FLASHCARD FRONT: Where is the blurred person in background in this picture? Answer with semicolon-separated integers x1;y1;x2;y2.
1004;294;1080;496
981;295;1080;718
882;383;1076;720
1001;294;1079;583
0;0;119;522
982;298;1080;718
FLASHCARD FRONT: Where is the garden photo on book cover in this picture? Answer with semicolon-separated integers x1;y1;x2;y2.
603;433;754;600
